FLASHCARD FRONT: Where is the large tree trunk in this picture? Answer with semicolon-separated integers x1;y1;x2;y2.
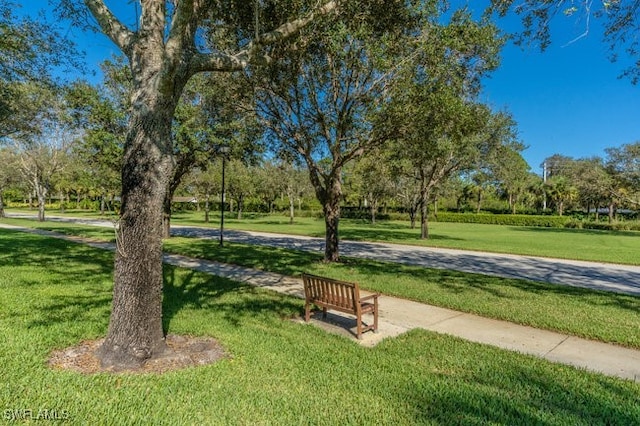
288;192;295;224
419;171;429;239
370;200;377;225
96;61;180;369
324;199;340;262
35;181;47;222
322;175;342;262
204;192;210;223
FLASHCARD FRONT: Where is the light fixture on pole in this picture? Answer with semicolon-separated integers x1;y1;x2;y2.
218;145;230;247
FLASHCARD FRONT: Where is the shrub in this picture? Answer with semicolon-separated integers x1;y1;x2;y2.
431;212;572;228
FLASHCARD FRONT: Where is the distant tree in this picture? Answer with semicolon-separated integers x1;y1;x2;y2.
187;166;220;224
490;143;531;214
278;161;312;224
17;125;73;222
463;171;495;213
542;154;575;180
605;142;640;196
65;79;125;214
251;9;405;261
0;147;19;217
545;176;578;216
226;160;255;220
386;95;515;238
390;161;422;228
605;142;640;218
570;157;611;220
253;161;282;214
350;149;396;224
381;10;510;239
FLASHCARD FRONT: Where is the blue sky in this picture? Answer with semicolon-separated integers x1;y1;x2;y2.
23;2;640;176
482;16;640;175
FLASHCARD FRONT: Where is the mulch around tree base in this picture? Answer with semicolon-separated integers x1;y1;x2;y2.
48;334;228;374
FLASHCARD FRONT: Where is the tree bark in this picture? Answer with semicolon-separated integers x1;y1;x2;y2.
419;171;430;239
35;181;47;222
324;200;340;262
96;43;182;368
97;96;176;369
322;175;342;262
288;192;295;224
0;191;5;218
204;192;210;223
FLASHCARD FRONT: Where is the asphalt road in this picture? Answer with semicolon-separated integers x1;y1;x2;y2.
171;225;640;296
5;213;640;296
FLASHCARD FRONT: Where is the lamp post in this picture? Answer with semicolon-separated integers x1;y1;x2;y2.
219;145;230;246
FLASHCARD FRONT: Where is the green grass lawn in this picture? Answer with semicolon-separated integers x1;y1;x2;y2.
1;228;640;425
2;215;640;349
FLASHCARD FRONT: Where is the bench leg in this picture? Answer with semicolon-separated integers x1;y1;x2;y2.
356;315;362;340
322;307;327;319
373;299;379;333
305;303;311;322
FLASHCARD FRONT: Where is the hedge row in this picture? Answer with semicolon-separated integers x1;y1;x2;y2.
430;212;572;228
567;220;640;232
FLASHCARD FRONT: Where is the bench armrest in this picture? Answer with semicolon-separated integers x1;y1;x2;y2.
359;293;380;303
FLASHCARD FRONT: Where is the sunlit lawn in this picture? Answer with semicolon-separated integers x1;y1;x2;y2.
1;228;639;425
3;216;640;349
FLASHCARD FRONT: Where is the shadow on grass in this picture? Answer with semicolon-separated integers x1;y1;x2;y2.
1;218;115;242
0;228;113;274
161;265;302;332
1;228;302;340
511;225;640;238
164;238;326;276
336;257;640;315
390;331;640;425
336;228;462;243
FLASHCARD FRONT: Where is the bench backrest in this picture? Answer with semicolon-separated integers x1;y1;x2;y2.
302;273;359;312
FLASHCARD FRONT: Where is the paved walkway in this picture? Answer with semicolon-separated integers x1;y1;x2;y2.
1;219;639;382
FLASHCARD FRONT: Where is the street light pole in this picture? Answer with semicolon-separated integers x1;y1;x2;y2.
219;145;230;247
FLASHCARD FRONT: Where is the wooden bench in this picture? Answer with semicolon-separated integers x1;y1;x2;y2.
302;273;379;339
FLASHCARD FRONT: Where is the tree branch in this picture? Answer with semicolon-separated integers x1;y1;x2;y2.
166;0;205;67
83;0;135;54
189;1;339;73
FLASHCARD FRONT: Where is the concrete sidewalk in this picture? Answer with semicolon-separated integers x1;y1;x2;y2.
2;222;639;382
162;251;640;382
